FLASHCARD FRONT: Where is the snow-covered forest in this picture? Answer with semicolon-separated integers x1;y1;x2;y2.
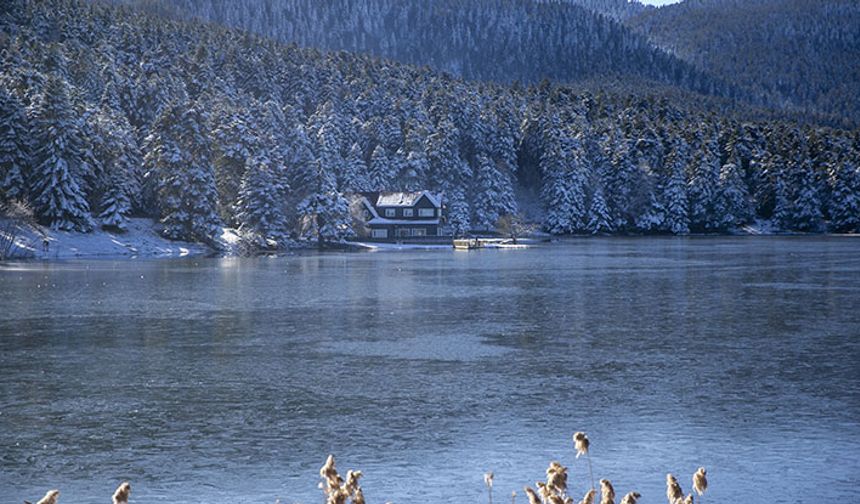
1;0;859;249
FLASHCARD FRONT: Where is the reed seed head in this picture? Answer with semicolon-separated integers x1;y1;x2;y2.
579;488;596;504
599;479;615;504
573;432;590;458
620;492;640;504
35;491;59;504
352;487;366;504
666;473;683;502
112;482;131;504
524;487;542;504
485;472;495;489
692;468;707;496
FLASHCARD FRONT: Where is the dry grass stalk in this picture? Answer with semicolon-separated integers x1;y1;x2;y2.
599;479;615;504
666;474;683;503
578;488;596;504
511;490;517;504
524;486;542;504
683;494;694;504
573;432;595;490
545;461;568;495
619;492;640;504
692;468;707;497
318;455;365;504
485;472;495;504
29;490;59;504
112;482;130;504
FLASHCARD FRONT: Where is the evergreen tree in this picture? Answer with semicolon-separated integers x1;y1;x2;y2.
296;161;352;244
662;139;690;235
144;102;222;243
790;162;823;232
472;152;517;230
342;142;371;192
687;135;721;231
828;159;860;233
716;162;752;230
369;144;393;190
28;75;93;231
587;183;613;234
235;153;289;246
0;89;31;202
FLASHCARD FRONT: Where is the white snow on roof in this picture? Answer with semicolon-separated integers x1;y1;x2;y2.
367;217;440;225
376;191;441;208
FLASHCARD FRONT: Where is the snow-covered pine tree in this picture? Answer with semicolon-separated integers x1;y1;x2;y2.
772;170;791;230
235;153;289;247
472;152;517;230
716;162;752;230
92;109;141;231
587;182;613;234
662;138;690;235
144;101;222;243
790;161;823;232
827;156;860;233
445;186;471;237
0;88;31;202
211;105;261;224
540;129;574;235
296;161;352;245
341;142;371;192
28;75;93;231
687;133;721;231
369;144;393;191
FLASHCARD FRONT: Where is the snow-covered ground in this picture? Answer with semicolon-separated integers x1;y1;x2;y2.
2;218;212;260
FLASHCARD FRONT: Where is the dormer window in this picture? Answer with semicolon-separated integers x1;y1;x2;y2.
418;208;435;217
385;208;396;217
403;208;414;217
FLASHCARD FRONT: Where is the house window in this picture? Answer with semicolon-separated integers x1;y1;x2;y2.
396;228;411;238
403;208;414;217
418;208;435;217
412;228;427;237
385;208;396;217
371;229;388;238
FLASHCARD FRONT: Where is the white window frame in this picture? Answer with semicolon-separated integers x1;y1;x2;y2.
403;208;414;217
384;208;396;217
418;208;435;217
411;228;427;237
371;229;388;238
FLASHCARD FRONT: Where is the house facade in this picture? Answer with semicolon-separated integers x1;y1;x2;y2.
359;191;443;239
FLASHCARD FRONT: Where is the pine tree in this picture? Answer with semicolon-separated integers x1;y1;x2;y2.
790;162;823;232
369;144;393;190
687;135;721;231
0;89;31;202
341;142;371;192
716;162;752;230
296;161;352;245
144;102;222;243
445;186;471;237
662;139;690;235
472;152;517;230
235;153;289;247
28;76;93;231
587;183;613;234
827;151;860;233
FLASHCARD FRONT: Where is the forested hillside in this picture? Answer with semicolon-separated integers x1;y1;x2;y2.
1;0;858;251
119;0;731;99
627;0;860;127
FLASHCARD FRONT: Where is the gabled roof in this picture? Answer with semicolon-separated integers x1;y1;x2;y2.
374;190;441;208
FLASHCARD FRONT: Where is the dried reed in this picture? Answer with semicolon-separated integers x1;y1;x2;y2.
579;488;596;504
29;490;59;504
599;479;615;504
619;492;640;504
666;473;683;503
485;472;495;504
692;467;707;503
112;482;131;504
573;432;595;490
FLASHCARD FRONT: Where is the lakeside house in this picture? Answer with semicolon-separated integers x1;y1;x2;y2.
358;191;443;239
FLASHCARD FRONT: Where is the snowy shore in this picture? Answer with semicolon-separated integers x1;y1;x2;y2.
1;217;847;261
1;218;214;260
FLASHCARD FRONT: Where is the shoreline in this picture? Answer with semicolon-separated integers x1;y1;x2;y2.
1;217;855;262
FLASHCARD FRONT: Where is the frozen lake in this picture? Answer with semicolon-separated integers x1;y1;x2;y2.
1;237;859;504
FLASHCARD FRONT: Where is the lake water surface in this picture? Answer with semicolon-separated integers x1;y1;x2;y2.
1;237;859;504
